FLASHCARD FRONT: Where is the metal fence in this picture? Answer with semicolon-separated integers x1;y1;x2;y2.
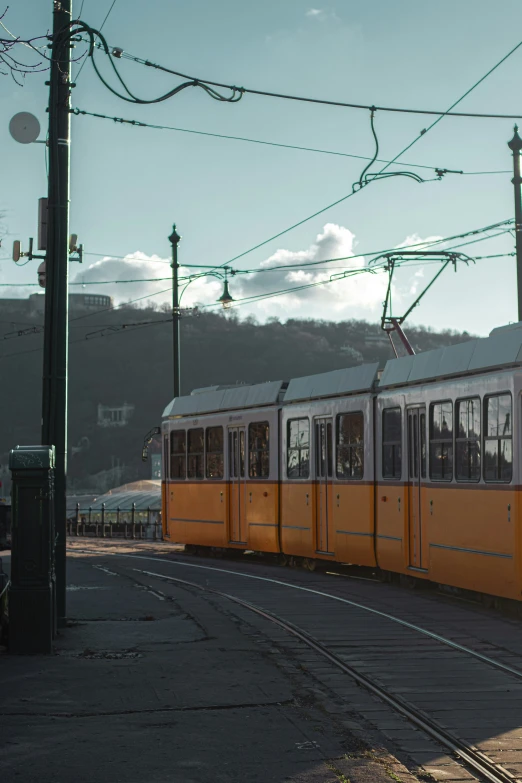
66;502;162;540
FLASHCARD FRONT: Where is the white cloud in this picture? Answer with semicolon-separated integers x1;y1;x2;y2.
305;7;340;22
70;225;442;324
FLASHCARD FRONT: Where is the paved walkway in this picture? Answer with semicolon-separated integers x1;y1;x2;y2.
0;546;424;783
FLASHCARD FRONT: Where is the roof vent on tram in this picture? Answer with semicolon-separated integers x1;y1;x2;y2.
190;383;251;396
489;321;522;336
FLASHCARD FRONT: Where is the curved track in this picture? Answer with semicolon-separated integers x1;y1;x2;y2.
73;547;522;783
76;548;522;681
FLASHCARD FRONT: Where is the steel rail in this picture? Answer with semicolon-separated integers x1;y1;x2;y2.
73;549;522;682
134;566;517;783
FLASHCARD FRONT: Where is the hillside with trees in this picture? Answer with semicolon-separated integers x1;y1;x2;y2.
0;297;474;493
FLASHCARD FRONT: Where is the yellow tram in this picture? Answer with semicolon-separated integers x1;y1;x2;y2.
161;322;522;602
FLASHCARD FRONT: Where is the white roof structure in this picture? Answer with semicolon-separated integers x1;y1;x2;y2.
162;381;286;418
379;322;522;388
283;363;380;403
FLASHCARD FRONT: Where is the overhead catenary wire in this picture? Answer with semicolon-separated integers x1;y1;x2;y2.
64;24;522;276
75;0;117;80
206;39;522;269
1;218;512;292
71;108;511;176
0;238;513;349
0;218;514;355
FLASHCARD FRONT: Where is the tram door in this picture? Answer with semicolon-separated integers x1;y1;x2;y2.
315;418;333;554
228;427;247;543
407;407;426;568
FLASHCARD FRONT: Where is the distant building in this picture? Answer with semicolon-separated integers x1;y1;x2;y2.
97;402;135;428
28;293;113;313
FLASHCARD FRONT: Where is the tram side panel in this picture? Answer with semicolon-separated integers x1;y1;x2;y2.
421;375;519;601
162;408;281;552
375;394;413;574
162;417;227;548
239;410;280;553
332;396;376;566
376;374;519;601
280;396;376;565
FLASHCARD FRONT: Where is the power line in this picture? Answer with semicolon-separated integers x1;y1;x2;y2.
0;219;513;354
376;40;522;178
100;0;117;30
71;108;511;176
76;23;522;119
75;0;117;80
214;37;522;269
116;41;522;120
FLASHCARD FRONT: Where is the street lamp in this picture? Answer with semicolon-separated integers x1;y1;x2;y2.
168;225;235;398
217;269;234;309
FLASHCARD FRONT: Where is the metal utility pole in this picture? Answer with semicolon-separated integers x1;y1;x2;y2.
169;225;181;398
42;0;72;623
508;125;522;322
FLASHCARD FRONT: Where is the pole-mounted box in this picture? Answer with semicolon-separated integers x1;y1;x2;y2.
8;445;55;654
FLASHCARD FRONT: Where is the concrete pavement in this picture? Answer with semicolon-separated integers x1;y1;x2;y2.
0;547;425;783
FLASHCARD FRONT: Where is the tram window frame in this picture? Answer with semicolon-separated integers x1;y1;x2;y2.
382;407;402;479
287;417;310;479
484;393;512;483
187;427;204;480
336;412;364;480
248;421;270;479
205;426;224;479
455;397;481;483
429;400;454;482
170;429;186;480
163;434;169;480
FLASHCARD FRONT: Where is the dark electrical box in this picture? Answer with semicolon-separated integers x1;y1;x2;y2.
38;197;48;251
8;445;55;654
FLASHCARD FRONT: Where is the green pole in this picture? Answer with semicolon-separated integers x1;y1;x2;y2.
508;126;522;322
42;0;72;624
169;225;181;398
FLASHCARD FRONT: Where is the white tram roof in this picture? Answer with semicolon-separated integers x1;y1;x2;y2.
283;362;380;403
162;380;286;418
379;321;522;388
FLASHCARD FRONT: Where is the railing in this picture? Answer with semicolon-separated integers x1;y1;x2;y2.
67;519;162;540
66;502;162;540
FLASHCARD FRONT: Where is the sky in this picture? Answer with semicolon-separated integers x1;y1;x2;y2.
1;0;522;335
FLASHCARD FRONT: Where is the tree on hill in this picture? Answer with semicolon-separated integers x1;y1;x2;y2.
0;298;475;492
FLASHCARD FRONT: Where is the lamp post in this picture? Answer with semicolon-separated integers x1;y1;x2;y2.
167;224;234;398
508;125;522;322
168;225;181;398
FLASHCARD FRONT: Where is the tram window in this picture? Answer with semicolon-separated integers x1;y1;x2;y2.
430;401;453;481
287;418;310;478
382;408;402;479
170;430;186;479
456;398;481;482
249;422;270;478
336;412;364;479
163;435;169;479
206;426;224;479
187;428;204;479
484;394;512;482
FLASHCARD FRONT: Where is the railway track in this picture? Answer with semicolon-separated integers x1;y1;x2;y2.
73;546;522;783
